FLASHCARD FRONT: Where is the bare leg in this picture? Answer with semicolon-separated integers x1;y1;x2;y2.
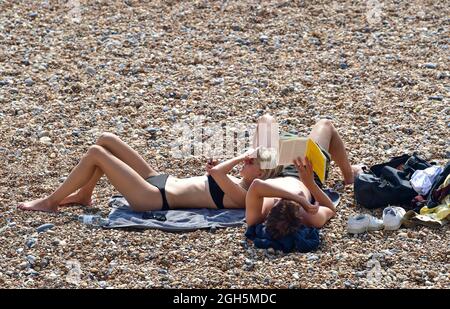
59;133;158;206
308;119;362;185
18;145;163;212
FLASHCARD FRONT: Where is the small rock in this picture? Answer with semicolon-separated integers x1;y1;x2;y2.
162;106;169;112
28;12;38;18
428;95;443;101
307;254;319;261
40;258;49;268
280;86;295;96
259;35;269;43
39;136;52;144
0;80;7;86
25;238;37;248
48;272;58;280
158;268;168;275
86;67;96;75
21;58;31;66
293;272;300;280
38;131;50;138
72;129;81;137
26;255;37;266
36;223;54;233
339;62;349;69
19;261;29;270
423;63;437;69
344;280;353;288
145;127;160;134
231;25;242;31
24;78;34;86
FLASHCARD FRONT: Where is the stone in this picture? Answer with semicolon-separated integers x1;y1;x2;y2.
428;95;443;101
39;136;52;144
24;78;34;86
25;238;37;248
36;223;54;233
423;63;437;69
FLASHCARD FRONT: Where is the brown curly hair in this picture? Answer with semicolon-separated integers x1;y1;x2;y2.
265;199;303;239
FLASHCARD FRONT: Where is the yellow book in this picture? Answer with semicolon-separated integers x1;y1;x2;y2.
277;136;327;184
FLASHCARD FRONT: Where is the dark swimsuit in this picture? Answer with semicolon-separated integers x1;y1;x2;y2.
145;174;225;210
207;175;225;209
145;174;170;211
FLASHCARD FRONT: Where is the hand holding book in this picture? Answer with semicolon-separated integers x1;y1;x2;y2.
293;156;315;186
278;137;327;184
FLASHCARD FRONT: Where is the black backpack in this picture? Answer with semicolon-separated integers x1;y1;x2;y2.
354;153;432;209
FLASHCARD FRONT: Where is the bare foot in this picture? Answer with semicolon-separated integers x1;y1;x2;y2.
59;192;93;207
344;164;367;185
18;197;58;212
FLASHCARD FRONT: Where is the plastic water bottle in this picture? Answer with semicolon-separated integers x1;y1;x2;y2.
78;214;109;227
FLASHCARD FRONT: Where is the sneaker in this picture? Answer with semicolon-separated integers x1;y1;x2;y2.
347;214;384;234
383;206;406;230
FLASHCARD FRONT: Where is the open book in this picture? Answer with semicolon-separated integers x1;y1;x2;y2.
277;135;327;184
250;119;327;183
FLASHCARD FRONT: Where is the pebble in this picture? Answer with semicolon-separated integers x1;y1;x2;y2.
86;67;96;76
428;95;443;101
423;63;437;69
339;62;349;69
24;78;34;86
145;127;160;134
39;136;52;144
26;255;37;266
38;131;50;138
344;280;353;288
259;35;269;43
307;254;319;261
25;238;37;248
36;223;54;233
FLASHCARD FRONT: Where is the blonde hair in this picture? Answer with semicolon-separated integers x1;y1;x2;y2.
254;147;284;180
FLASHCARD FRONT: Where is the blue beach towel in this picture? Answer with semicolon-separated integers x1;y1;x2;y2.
106;195;245;232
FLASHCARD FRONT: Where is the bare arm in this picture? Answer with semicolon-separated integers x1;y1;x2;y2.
245;179;316;226
294;157;335;211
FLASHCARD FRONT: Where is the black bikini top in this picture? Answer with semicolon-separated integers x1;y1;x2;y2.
207;175;225;209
